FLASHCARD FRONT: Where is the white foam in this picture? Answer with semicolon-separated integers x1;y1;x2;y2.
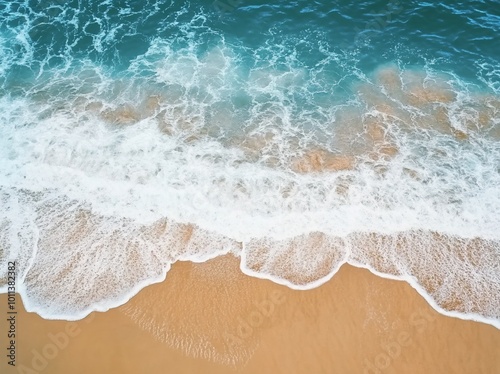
0;188;39;292
0;50;499;329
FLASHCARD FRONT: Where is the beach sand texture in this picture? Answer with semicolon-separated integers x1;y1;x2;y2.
1;255;499;374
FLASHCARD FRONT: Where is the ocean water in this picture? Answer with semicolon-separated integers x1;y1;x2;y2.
0;0;499;327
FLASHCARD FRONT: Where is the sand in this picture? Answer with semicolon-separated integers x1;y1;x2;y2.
1;254;499;374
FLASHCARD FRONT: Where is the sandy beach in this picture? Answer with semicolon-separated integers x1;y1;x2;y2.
1;1;500;373
2;254;499;374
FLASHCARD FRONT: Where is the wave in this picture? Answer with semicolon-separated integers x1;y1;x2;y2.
0;0;499;329
0;57;499;329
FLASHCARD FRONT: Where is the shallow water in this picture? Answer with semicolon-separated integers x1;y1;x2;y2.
0;0;499;327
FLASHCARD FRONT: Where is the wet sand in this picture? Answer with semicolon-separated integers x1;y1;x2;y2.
1;255;499;374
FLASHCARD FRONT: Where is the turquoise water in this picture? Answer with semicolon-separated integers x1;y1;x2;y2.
0;0;499;327
1;1;498;93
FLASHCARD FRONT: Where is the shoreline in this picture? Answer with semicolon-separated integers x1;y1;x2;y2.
4;252;500;330
2;256;500;373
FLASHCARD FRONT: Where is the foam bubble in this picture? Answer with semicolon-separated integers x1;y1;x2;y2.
9;188;238;319
0;188;39;291
0;42;499;330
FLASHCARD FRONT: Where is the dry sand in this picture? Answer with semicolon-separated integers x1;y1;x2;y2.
1;254;499;374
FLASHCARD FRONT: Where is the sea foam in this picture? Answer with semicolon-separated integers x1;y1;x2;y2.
0;62;499;330
0;2;499;327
